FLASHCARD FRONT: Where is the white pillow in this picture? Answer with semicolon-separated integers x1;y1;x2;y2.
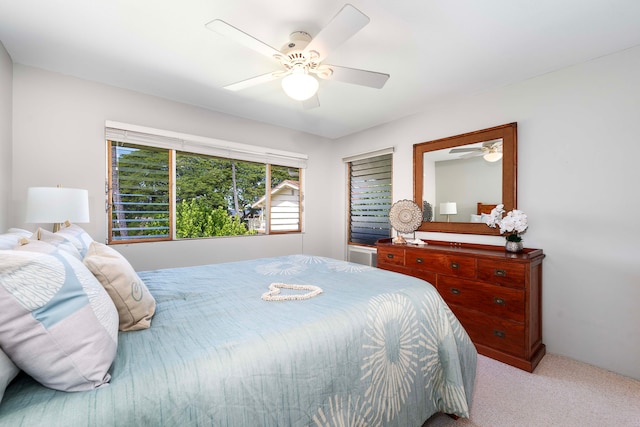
470;214;483;223
17;238;60;254
0;228;32;250
7;228;32;236
84;242;156;331
0;248;118;392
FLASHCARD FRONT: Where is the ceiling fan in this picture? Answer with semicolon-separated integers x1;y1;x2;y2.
205;4;390;108
449;139;503;162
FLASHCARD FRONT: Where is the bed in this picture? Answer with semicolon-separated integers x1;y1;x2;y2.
470;203;498;223
476;202;498;215
1;250;476;426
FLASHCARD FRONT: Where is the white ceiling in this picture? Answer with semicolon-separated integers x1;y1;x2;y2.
1;0;640;139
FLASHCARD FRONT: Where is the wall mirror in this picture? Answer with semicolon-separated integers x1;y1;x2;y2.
413;123;517;235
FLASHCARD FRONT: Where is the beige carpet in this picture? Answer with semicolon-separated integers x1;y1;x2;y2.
424;353;640;427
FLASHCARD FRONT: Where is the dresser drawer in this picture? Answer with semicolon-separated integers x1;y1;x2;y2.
377;246;405;267
437;276;525;322
378;264;437;287
450;306;525;357
409;269;437;285
477;259;526;288
405;251;476;279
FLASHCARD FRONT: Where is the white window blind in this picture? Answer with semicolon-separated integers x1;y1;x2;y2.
345;148;393;246
105;121;308;169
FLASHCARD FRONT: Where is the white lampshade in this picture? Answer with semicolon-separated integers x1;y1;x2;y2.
281;69;319;101
440;202;457;215
25;187;90;224
483;151;503;162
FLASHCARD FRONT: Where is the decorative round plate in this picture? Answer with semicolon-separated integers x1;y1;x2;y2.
389;199;423;233
422;201;433;222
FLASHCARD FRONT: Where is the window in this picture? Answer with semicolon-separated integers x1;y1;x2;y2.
346;150;393;246
174;152;267;238
109;143;171;241
106;124;306;243
251;165;302;233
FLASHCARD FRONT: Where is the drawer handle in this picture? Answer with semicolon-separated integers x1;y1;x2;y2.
416;258;424;264
493;297;506;305
387;254;394;259
493;330;506;338
450;262;459;269
494;269;507;277
450;288;461;295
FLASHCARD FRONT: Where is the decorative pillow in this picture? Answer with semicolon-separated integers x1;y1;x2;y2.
0;347;19;404
0;228;32;250
0;248;118;392
17;238;60;254
7;228;32;236
83;242;156;331
0;234;23;250
35;228;82;260
56;222;94;258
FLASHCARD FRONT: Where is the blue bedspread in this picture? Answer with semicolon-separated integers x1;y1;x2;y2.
0;255;476;426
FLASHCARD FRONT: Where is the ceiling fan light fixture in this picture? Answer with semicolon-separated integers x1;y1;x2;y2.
483;151;503;162
281;70;319;101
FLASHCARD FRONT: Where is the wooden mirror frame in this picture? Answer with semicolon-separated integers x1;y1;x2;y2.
413;122;517;235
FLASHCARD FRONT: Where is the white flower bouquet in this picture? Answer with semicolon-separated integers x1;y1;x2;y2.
485;204;528;242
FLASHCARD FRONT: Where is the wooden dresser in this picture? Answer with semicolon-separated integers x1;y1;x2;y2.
376;238;545;372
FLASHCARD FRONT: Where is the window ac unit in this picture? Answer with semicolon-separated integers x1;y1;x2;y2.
347;245;377;267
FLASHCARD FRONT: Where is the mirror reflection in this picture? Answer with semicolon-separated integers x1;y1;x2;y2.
413;123;517;235
423;139;502;223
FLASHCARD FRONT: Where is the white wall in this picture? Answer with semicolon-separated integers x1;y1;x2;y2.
10;65;333;270
331;46;640;380
435;156;502;221
0;42;12;231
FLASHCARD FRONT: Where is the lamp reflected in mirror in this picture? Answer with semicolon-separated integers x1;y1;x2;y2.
440;202;457;222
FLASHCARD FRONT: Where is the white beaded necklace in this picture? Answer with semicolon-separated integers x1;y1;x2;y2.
261;283;323;301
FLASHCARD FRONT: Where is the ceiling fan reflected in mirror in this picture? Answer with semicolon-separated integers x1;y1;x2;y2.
205;4;390;107
449;139;503;162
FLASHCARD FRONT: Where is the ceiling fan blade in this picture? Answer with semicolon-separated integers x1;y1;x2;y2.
206;19;283;60
304;4;370;62
449;147;482;153
320;65;389;89
223;71;286;91
301;94;320;110
459;151;484;159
